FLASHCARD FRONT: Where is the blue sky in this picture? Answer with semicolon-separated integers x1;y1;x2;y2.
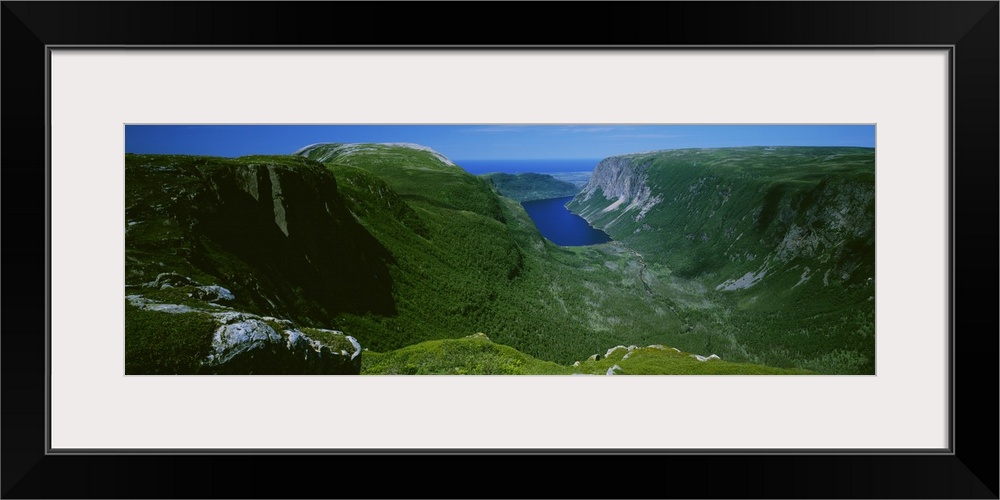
125;124;875;162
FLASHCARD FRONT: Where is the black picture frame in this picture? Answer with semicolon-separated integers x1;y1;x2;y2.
3;2;997;498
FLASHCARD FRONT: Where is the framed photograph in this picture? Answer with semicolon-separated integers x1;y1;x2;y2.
4;2;996;498
120;122;877;379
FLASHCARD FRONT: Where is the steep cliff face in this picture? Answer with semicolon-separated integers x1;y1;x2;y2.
574;155;663;222
567;147;876;294
125;154;395;325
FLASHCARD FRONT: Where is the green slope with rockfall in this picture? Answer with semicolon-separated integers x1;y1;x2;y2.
566;147;876;373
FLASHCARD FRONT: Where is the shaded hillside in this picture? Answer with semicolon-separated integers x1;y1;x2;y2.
126;154;396;325
124;154;387;374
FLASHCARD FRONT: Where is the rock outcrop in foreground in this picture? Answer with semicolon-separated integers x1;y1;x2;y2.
126;274;361;375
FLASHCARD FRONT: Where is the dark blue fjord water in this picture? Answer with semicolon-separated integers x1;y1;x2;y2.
521;196;612;246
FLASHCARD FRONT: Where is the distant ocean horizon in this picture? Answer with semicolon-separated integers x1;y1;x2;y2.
455;159;601;175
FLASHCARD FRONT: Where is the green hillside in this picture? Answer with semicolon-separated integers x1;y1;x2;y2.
567;147;876;373
296;142;506;221
362;333;811;375
481;172;580;202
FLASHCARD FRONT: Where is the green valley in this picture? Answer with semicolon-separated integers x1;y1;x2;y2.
124;143;873;375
